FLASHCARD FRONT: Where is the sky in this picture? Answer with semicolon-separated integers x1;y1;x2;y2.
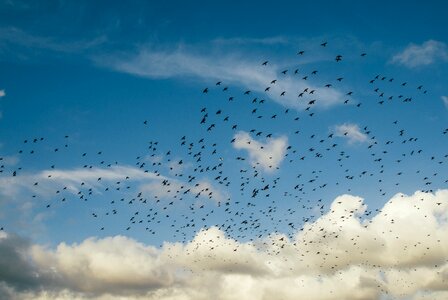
0;0;447;299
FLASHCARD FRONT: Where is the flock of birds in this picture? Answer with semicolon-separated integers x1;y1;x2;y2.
1;41;447;270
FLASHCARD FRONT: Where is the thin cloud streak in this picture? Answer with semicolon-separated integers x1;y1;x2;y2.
0;27;107;54
442;96;448;109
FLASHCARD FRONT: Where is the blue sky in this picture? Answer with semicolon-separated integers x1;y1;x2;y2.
0;1;447;300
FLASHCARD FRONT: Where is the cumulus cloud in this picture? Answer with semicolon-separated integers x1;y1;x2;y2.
31;236;176;294
333;123;368;144
0;233;43;292
98;46;346;110
0;189;447;299
391;40;448;68
232;131;288;172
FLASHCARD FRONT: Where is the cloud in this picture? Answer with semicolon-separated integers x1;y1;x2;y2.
211;36;290;46
140;177;226;203
391;40;448;68
0;233;43;292
0;189;447;299
31;235;175;294
0;0;31;10
0;165;225;202
0;165;160;198
0;165;227;235
98;46;346;110
0;89;5;119
333;123;368;144
0;27;106;55
442;96;448;109
0;155;18;166
233;131;288;172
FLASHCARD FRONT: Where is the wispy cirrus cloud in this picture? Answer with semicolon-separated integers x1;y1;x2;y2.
0;166;166;232
0;155;19;166
0;165;161;198
211;36;291;46
442;96;448;109
0;27;106;55
97;45;347;110
391;40;448;68
0;165;227;238
1;30;352;111
0;189;447;299
0;165;226;203
0;89;5;119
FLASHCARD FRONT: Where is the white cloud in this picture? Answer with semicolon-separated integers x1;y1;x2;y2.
391;40;448;68
0;165;225;203
0;165;161;198
233;131;288;172
442;96;448;109
98;46;346;110
1;189;447;299
333;123;368;144
0;165;227;234
31;235;175;293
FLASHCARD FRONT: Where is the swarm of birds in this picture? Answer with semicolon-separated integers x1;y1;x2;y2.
0;41;446;275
